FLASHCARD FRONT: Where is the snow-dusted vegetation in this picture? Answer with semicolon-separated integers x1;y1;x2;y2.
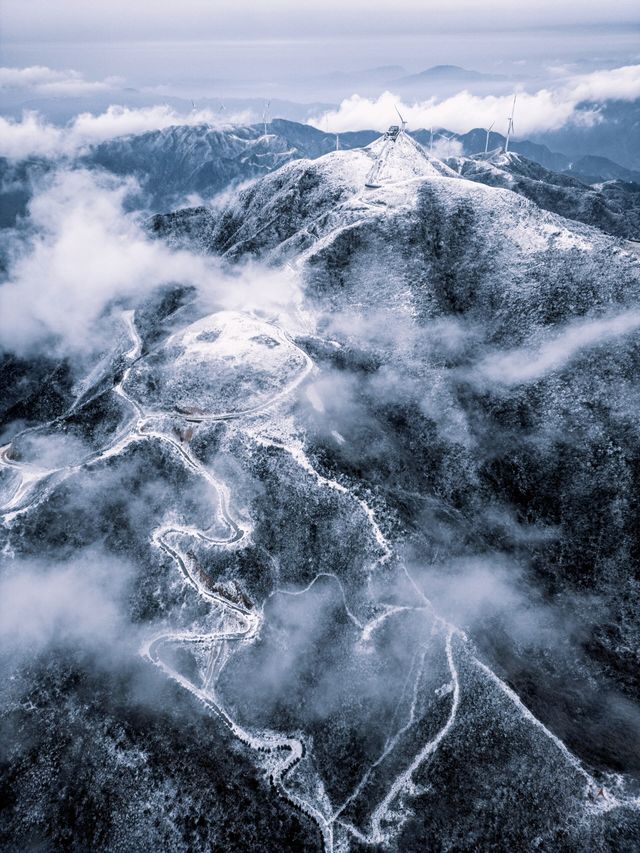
2;7;640;848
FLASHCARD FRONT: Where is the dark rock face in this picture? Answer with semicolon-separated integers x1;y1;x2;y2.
3;140;640;851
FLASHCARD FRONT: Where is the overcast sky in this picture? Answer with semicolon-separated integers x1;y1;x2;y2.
1;1;639;103
3;1;640;42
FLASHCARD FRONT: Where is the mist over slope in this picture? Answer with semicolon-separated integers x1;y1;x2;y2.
2;120;640;852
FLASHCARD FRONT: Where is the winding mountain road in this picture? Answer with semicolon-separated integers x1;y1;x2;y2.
2;307;636;853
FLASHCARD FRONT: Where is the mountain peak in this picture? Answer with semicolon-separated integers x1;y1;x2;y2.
364;132;457;188
399;64;506;84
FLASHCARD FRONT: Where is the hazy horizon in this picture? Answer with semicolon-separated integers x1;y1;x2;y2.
1;3;640;158
2;0;639;103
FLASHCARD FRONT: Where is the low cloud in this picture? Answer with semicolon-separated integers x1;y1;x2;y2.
0;65;121;97
568;64;640;103
0;551;132;657
311;64;640;135
475;309;640;386
0;169;205;354
0;111;69;160
411;553;574;651
430;135;463;159
0;104;252;161
11;431;90;469
312;89;592;136
0;168;303;357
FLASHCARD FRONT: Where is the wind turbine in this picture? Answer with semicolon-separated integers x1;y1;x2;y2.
504;94;517;153
484;121;495;155
262;99;271;137
435;131;457;153
395;104;408;134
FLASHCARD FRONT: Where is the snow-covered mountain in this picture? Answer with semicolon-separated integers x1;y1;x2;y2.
446;149;640;239
152;135;640;713
83;120;640;224
3;129;640;851
3;119;638;236
83;120;378;211
154;133;640;275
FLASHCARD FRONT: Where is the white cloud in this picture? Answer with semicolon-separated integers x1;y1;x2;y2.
430;136;463;159
70;104;249;143
475;309;640;386
0;552;131;655
0;104;252;161
567;64;640;102
0;170;210;354
312;89;586;136
311;64;640;135
0;65;120;97
0;169;302;356
0;111;68;159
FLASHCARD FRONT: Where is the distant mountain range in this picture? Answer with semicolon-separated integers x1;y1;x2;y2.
2;66;639;169
1;118;639;240
85;119;640;235
530;99;640;172
397;64;508;86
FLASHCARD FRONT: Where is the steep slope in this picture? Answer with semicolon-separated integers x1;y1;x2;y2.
153;141;640;794
84;120;378;212
446;150;640;239
150;133;456;256
155;137;639;324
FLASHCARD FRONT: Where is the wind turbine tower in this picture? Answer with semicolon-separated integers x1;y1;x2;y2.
262;100;271;137
504;95;517;153
484;121;495;155
395;105;408;134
